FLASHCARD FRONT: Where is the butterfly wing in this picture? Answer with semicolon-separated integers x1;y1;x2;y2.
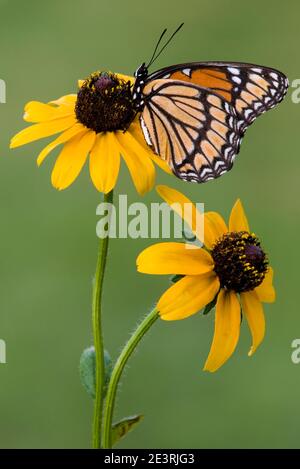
140;79;242;182
147;62;289;134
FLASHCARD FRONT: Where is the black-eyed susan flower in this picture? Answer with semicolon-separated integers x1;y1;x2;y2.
137;185;275;372
10;72;171;194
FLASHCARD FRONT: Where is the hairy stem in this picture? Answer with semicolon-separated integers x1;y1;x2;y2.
102;307;159;448
92;190;113;449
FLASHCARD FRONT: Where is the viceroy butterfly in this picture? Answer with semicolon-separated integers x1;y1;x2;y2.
131;25;289;183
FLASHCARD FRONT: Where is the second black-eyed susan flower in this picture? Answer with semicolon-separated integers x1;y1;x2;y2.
137;185;275;372
10;72;171;194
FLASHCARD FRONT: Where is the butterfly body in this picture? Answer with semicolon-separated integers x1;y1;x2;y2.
132;60;288;183
132;62;148;111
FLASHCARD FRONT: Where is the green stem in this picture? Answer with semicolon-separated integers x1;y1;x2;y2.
101;307;159;448
92;190;114;449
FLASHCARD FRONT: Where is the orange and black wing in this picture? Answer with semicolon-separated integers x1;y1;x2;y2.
147;62;289;134
141;79;242;183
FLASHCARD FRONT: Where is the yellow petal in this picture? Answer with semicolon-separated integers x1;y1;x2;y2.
49;94;77;107
51;131;96;190
37;124;87;166
129;120;173;175
23;101;74;123
156;185;203;241
204;211;228;250
128;119;153;154
10;116;76;149
137;242;214;275
229;199;250;232
149;153;173;174
255;267;275;303
204;289;241;372
116;130;155;195
89;133;120;193
241;290;265;356
116;72;135;85
158;272;220;320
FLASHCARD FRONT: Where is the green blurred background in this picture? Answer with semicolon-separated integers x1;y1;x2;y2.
0;0;298;449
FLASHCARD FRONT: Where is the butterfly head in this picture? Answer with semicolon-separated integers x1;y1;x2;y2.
134;62;148;81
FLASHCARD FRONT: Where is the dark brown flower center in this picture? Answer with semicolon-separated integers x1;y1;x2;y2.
75;72;135;133
211;231;268;292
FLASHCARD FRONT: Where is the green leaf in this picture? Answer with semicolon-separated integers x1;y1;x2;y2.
79;346;113;399
79;346;96;398
112;415;144;446
203;295;217;315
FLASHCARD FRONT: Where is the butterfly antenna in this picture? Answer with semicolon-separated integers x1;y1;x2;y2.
148;23;184;68
147;28;168;68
